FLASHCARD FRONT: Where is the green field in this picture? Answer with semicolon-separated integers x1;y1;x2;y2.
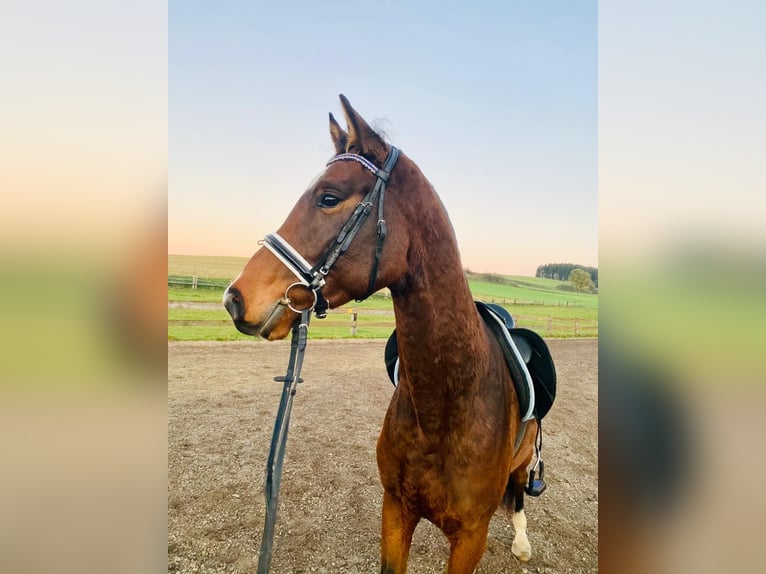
168;255;597;340
467;279;597;308
168;254;249;281
169;321;399;341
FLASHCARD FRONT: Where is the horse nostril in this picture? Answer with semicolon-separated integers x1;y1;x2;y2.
223;287;245;322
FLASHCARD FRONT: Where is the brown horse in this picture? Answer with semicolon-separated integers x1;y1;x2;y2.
224;95;538;573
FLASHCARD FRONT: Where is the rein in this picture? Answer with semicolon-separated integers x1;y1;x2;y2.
256;147;399;572
257;309;310;574
262;146;400;318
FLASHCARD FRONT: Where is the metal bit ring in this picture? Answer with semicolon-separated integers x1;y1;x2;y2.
284;282;317;313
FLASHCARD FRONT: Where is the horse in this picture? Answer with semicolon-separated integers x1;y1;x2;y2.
223;95;539;573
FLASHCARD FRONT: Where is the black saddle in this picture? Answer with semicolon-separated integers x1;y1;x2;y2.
384;302;557;420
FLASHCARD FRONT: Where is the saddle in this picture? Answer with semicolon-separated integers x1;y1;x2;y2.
384;301;556;420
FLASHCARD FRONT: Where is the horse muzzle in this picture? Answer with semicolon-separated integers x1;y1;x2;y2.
223;286;293;340
223;286;245;322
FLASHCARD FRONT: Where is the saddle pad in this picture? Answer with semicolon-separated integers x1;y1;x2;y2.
509;327;557;420
475;302;536;422
476;302;557;420
383;302;557;420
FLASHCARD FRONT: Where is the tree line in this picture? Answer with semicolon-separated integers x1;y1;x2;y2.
536;263;598;287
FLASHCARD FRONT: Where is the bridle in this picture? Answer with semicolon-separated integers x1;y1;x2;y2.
255;145;400;573
260;146;400;319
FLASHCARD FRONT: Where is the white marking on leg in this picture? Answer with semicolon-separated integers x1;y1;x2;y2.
511;509;532;561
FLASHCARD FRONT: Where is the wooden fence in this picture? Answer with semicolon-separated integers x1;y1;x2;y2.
168;275;231;289
168;306;596;338
169;276;590;310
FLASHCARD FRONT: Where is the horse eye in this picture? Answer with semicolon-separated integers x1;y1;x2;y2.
318;194;341;208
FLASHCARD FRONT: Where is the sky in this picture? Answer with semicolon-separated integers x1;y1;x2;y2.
599;0;765;256
169;1;597;276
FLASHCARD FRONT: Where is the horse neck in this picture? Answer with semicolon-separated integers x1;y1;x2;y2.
389;175;490;405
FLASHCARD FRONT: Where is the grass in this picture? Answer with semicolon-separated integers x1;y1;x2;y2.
168;286;226;302
168;307;392;323
167;287;396;306
467;279;597;308
169;325;253;342
168;255;248;281
168;255;597;340
168;307;396;341
168;324;397;341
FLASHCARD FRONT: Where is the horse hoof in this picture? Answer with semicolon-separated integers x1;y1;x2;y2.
512;541;532;562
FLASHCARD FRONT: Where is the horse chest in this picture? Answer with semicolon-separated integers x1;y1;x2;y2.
377;415;506;521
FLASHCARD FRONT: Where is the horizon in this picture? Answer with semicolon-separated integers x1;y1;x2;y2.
167;253;597;280
166;243;598;277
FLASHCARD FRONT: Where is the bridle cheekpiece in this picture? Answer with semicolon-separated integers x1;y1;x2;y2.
261;146;400;319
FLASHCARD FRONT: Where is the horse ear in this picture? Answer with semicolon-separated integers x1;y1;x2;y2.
338;94;387;160
328;113;348;155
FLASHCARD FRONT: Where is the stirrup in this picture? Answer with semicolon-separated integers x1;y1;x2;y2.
525;460;547;496
525;418;547;496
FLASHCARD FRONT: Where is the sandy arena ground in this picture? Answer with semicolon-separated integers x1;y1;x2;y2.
168;338;597;573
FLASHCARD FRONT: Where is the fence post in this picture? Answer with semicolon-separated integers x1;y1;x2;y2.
574;318;579;336
192;274;198;289
350;308;358;337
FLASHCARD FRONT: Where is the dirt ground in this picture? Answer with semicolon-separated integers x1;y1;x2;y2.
168;338;597;573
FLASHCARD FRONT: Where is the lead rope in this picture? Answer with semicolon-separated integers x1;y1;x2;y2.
257;309;311;573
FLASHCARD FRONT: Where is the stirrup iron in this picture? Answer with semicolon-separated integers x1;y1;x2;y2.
525;419;547;497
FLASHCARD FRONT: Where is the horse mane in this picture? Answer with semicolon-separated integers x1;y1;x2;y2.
369;119;392;143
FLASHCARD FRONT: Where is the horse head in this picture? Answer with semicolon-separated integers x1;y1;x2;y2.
223;95;411;340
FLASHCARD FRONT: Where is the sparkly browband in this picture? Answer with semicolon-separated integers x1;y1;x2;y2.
326;153;379;175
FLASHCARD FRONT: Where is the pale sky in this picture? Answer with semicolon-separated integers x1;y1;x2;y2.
169;1;597;276
599;0;766;258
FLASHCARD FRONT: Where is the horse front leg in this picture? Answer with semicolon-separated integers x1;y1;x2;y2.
380;491;418;574
445;520;491;574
